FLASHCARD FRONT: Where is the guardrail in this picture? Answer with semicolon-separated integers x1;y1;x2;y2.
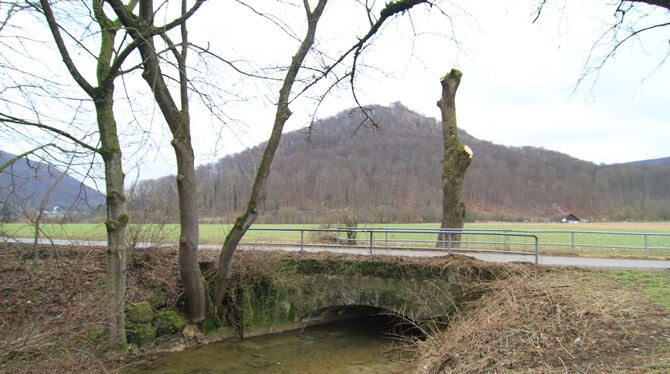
246;227;540;264
336;227;670;255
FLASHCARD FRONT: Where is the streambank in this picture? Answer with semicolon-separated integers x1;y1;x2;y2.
2;242;666;373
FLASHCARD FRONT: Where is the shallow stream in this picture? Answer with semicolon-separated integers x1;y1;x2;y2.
125;315;415;374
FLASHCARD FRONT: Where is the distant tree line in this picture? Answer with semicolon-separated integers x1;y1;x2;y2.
129;104;670;223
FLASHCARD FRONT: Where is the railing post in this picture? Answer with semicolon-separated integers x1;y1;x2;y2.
369;231;374;255
300;230;304;253
447;232;452;255
644;234;648;254
534;235;539;265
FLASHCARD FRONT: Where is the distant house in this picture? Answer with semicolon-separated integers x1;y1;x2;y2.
550;214;580;223
43;206;63;217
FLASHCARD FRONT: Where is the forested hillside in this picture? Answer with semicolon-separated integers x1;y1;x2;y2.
130;104;670;223
625;157;670;166
0;151;105;218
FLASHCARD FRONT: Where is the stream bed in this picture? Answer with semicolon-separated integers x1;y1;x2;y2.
125;315;415;374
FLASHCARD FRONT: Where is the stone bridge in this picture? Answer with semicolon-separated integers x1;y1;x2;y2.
205;251;508;338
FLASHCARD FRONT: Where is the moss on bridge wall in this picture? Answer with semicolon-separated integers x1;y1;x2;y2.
203;251;521;338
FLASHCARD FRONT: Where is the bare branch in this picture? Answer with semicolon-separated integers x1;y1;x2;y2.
293;0;431;101
156;0;206;33
0;113;100;153
190;44;282;81
35;0;95;97
532;0;548;23
626;0;670;11
0;143;53;173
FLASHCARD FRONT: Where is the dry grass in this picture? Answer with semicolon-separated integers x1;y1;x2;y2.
414;268;670;373
0;243;195;373
3;242;668;373
0;244;118;373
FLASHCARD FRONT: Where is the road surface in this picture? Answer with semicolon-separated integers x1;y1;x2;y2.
3;237;669;269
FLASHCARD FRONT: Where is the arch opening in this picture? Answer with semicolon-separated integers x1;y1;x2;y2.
300;305;426;338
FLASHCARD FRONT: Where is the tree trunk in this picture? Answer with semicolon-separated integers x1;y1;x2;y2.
214;0;328;312
437;69;472;248
172;135;206;323
214;105;291;309
38;0;135;350
134;36;206;324
95;93;128;349
102;0;207;325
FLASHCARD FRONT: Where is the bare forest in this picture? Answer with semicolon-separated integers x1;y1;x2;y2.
130;104;670;224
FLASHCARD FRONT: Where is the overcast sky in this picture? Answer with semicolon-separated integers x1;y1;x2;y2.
3;0;669;182
175;0;670;179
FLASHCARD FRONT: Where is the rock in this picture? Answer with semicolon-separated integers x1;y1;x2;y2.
126;322;157;347
153;311;187;336
126;301;154;323
182;324;202;339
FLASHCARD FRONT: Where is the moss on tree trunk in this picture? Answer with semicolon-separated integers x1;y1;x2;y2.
437;69;472;248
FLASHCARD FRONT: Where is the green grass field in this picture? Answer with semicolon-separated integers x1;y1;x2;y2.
603;269;670;308
2;221;669;259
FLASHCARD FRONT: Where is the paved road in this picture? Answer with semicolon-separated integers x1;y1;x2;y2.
4;237;669;269
233;244;670;269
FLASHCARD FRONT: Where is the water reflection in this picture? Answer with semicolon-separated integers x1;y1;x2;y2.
126;312;415;374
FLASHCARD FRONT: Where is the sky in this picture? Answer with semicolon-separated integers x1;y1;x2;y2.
2;0;669;183
178;0;670;178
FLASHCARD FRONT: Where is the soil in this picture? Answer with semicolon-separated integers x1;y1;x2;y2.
0;242;667;373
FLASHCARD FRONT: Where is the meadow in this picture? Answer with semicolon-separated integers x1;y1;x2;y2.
2;221;669;259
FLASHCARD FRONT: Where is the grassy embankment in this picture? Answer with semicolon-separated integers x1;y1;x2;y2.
415;267;670;373
1;242;667;373
2;221;669;259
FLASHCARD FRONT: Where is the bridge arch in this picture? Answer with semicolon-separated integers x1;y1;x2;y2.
216;252;502;338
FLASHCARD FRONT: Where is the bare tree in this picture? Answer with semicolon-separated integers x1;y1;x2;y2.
105;0;208;324
436;69;471;248
213;0;435;310
534;0;670;88
0;0;141;349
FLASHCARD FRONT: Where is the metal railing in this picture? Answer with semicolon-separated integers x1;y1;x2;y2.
245;227;540;264
336;227;670;255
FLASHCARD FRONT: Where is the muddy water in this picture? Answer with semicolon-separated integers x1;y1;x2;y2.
126;316;415;374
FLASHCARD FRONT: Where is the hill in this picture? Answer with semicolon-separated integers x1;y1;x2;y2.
130;104;670;223
624;156;670;166
0;150;105;219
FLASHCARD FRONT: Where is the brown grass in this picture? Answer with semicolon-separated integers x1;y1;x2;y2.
0;243;116;373
3;242;668;373
414;268;670;373
0;243;197;373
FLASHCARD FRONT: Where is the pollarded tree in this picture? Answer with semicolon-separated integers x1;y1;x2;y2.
437;69;472;248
